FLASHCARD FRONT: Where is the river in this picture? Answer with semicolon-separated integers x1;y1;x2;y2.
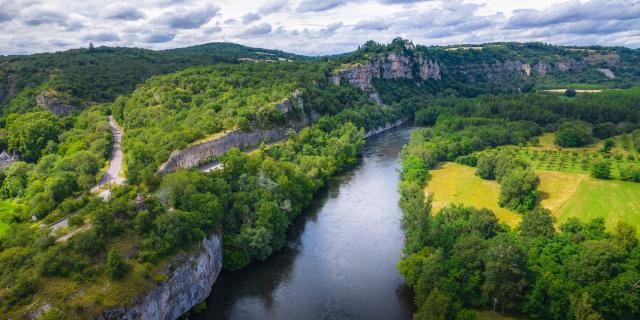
196;125;415;320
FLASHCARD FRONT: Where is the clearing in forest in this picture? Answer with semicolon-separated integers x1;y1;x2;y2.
425;162;522;226
425;162;640;230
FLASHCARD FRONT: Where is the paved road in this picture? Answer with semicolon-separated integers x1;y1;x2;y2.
91;115;125;198
49;115;125;234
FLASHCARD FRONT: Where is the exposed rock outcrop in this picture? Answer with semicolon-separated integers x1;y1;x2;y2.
157;92;312;174
597;68;616;79
36;92;83;115
331;51;622;99
99;234;223;320
364;118;409;138
331;51;441;103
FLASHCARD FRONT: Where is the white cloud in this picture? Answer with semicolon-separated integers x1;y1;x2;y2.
1;0;639;56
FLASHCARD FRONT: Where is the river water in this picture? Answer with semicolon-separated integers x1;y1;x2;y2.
196;126;415;320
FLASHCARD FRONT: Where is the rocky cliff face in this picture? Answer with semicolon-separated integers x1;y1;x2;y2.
36;92;83;115
331;51;441;103
331;51;621;99
157;92;313;174
99;234;223;320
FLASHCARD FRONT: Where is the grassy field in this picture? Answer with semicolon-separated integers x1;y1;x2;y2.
425;162;522;226
0;200;17;237
555;178;640;229
425;162;640;230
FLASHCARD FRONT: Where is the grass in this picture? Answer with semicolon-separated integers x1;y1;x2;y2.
425;162;640;230
0;200;17;237
482;133;640;180
555;178;640;229
425;162;522;227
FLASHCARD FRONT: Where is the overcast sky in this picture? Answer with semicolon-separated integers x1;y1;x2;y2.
1;0;639;56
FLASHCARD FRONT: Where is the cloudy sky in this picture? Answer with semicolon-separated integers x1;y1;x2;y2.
1;0;639;56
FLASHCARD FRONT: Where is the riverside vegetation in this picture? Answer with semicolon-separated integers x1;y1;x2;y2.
398;88;640;319
0;38;640;319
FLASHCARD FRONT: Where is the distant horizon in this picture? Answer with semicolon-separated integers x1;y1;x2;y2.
3;37;638;58
1;0;639;56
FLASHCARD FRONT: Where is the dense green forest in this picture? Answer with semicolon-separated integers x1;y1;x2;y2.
0;43;307;115
398;89;640;319
0;43;415;317
113;61;407;186
1;38;640;319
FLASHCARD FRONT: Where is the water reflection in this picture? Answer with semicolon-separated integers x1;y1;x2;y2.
196;126;415;320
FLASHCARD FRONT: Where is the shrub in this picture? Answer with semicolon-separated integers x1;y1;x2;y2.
106;249;128;280
555;121;593;147
565;88;576;97
590;161;611;179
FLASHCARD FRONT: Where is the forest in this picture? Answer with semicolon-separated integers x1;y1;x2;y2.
398;89;640;319
0;42;308;115
0;38;640;319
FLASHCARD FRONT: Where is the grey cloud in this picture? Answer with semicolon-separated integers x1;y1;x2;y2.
224;18;238;25
145;32;175;43
101;4;145;21
353;19;390;31
156;4;219;29
0;10;14;22
48;39;70;47
321;22;343;34
21;7;67;26
204;26;222;34
241;23;272;37
557;18;640;35
507;0;640;29
296;0;346;12
82;31;121;42
259;0;288;14
242;12;261;25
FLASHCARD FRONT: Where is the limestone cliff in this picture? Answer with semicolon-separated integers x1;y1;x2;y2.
331;50;621;99
99;234;223;320
36;92;83;115
157;92;312;174
331;51;441;103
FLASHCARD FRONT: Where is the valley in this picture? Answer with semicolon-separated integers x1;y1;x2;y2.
0;37;639;320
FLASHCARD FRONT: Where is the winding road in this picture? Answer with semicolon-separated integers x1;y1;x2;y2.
49;115;125;234
91;115;125;198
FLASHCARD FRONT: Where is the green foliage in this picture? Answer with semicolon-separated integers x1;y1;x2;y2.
7;112;62;162
555;121;593;147
593;122;616;139
518;208;555;238
0;43;307;113
601;138;615;153
498;167;539;212
399;119;640;319
590;161;611;179
106;249;128;279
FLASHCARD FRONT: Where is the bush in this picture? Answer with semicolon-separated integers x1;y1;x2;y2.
620;165;640;182
498;167;539;212
106;249;128;279
475;155;497;180
555;121;593;147
455;154;478;167
590;161;611;179
593;122;616;139
601;138;615;153
565;88;576;97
